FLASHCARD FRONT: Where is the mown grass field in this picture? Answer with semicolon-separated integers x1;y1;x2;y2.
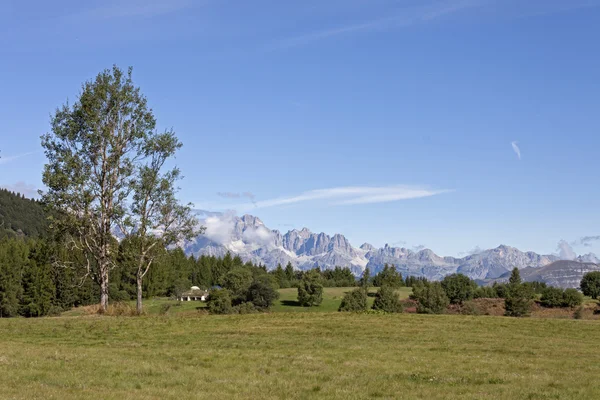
1;312;600;399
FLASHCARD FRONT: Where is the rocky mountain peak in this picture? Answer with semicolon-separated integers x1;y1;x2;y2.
360;243;375;251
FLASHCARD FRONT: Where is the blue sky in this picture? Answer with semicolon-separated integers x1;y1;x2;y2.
1;0;599;257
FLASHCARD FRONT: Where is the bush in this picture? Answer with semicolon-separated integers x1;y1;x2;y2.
441;274;477;304
207;289;233;315
580;271;600;299
412;282;449;314
474;286;498;299
297;270;324;307
504;284;534;317
246;281;279;310
339;288;368;312
159;303;172;315
573;306;584;319
493;283;509;299
460;300;482;316
372;285;403;313
562;288;584;308
540;287;564;308
232;302;258;314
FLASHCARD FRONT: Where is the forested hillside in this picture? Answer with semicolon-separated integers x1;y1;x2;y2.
0;188;47;238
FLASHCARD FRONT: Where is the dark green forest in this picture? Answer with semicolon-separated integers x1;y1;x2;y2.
0;188;47;238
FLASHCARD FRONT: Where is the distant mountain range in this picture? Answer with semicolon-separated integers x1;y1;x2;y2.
183;213;599;288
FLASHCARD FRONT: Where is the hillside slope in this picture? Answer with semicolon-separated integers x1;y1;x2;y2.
0;188;46;238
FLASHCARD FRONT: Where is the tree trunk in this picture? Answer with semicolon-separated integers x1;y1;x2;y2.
136;274;143;315
99;266;109;313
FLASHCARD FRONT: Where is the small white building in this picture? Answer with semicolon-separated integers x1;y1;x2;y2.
178;286;209;301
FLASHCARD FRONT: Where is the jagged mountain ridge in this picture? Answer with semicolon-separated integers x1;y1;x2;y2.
182;213;597;284
482;260;600;289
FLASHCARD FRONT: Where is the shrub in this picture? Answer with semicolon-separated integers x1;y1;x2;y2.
441;274;477;304
504;284;534;317
493;283;509;299
573;306;584;319
233;302;258;314
339;288;368;312
474;286;498;299
460;300;482;316
540;287;564;308
372;285;403;313
562;288;584;308
207;289;233;315
412;282;449;314
159;303;172;315
297;270;324;307
580;271;600;299
246;281;279;310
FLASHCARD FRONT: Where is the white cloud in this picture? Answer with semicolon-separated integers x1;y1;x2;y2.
228;185;449;212
557;239;576;260
242;225;275;247
511;141;521;160
203;212;235;245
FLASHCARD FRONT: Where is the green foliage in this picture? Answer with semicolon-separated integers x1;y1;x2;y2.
440;273;477;304
338;288;368;312
373;264;403;289
222;267;253;303
411;282;449;314
493;282;509;299
573;306;584;319
41;65;174;311
285;262;295;283
321;266;356;287
508;268;522;286
0;238;27;317
372;285;403;313
404;276;429;288
523;281;547;294
273;264;290;288
297;270;324;307
246;281;279;310
0;189;47;238
580;271;600;299
207;289;233;314
172;277;191;300
540;287;564;308
504;283;534;317
359;267;371;292
473;286;498;299
232;302;258;314
562;288;584;308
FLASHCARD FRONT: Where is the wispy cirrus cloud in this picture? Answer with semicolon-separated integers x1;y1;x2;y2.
222;185;451;212
511;141;521;160
270;0;484;50
0;151;38;165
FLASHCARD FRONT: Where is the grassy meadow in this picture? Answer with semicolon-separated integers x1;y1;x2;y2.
1;312;600;399
3;287;600;399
